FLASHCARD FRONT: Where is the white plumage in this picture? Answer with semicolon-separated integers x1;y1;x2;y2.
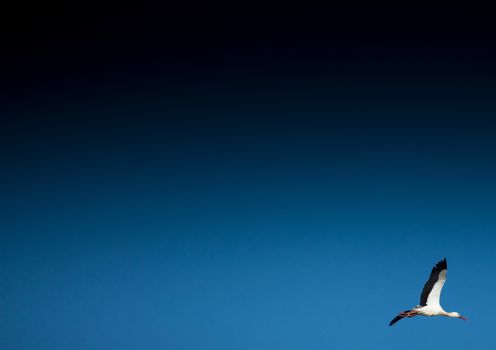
426;269;446;307
389;258;466;326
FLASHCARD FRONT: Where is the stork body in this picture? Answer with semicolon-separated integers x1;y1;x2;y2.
389;258;466;326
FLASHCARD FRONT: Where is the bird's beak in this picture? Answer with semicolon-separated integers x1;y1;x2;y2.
458;315;467;320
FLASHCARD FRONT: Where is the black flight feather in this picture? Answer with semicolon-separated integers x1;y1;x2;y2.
419;258;447;306
389;310;411;326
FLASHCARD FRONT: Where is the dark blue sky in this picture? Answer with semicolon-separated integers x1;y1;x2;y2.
3;5;496;349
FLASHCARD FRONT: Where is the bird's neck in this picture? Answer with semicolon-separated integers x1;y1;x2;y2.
444;311;458;318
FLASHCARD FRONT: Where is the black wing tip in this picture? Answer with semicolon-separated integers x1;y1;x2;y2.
389;316;402;326
435;258;447;271
389;310;410;326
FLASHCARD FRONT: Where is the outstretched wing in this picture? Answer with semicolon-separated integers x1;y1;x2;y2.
419;258;447;306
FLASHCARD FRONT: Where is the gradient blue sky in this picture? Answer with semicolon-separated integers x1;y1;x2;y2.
3;6;496;349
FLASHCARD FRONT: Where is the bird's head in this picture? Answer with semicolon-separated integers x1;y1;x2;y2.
451;312;467;320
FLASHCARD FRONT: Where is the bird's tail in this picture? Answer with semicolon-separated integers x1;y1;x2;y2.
389;309;413;326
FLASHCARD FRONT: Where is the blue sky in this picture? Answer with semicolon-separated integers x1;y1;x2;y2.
3;7;496;348
3;90;496;349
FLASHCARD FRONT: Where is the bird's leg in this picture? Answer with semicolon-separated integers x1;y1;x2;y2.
399;310;418;318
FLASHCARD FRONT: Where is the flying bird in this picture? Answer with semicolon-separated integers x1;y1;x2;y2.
389;258;466;326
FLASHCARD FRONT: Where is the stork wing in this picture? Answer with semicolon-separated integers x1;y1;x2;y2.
419;258;447;306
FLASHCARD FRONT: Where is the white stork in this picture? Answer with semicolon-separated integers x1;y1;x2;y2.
389;258;467;326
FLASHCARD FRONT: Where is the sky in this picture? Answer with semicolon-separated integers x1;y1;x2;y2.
3;5;496;349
